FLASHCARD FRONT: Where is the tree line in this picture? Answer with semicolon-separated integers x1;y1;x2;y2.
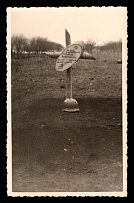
96;40;122;52
85;39;122;53
11;34;65;59
11;34;122;59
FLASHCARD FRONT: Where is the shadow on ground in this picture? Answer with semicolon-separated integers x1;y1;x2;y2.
12;97;122;192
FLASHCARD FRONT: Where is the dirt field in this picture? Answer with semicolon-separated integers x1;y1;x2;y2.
11;54;123;192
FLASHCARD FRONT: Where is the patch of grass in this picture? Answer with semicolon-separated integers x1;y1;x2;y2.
11;52;122;102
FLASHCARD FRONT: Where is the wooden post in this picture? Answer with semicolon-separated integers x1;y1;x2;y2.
62;29;79;112
65;29;72;99
66;68;72;99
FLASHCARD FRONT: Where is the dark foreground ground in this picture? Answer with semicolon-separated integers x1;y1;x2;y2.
12;97;122;192
11;56;123;192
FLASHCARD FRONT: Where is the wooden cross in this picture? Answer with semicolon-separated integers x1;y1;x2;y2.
45;29;96;112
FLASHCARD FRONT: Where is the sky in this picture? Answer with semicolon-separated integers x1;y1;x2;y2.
8;7;127;46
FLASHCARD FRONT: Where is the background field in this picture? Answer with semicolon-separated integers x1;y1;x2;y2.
11;52;123;192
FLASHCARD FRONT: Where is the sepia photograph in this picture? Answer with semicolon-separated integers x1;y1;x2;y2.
7;7;127;196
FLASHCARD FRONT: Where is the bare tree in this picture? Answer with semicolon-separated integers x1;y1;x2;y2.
100;40;122;52
11;34;64;58
29;37;64;53
11;35;27;59
85;39;96;54
11;35;16;57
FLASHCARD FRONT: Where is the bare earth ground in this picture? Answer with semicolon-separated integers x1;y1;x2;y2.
11;55;122;192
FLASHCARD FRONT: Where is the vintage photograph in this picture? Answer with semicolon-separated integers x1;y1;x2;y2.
7;7;127;196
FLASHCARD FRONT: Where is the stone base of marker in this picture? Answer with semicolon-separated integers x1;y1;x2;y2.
62;98;79;112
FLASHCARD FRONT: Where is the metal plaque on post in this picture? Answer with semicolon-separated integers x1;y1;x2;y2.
55;43;82;72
